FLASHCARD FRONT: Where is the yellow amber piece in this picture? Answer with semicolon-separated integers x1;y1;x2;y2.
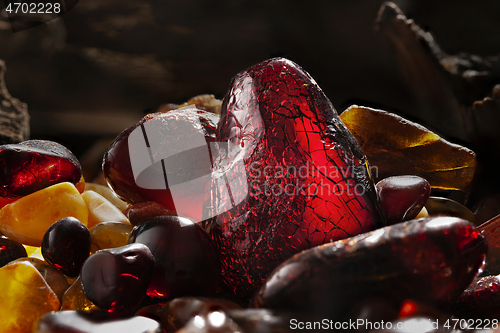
0;261;60;333
23;245;44;260
0;182;89;247
61;276;98;312
84;183;128;211
340;105;477;192
82;190;130;229
89;221;133;254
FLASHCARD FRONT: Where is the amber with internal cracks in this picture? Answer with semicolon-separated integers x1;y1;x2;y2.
0;182;88;246
340;105;476;192
82;190;130;229
0;260;60;333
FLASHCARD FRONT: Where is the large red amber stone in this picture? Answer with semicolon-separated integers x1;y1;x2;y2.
207;58;384;300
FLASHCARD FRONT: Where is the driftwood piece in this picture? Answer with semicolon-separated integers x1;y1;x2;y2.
0;60;29;144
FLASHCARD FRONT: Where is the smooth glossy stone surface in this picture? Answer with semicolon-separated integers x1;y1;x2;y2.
0;140;82;199
425;196;476;223
14;257;70;302
208;58;383;300
34;310;161;333
42;217;91;277
0;182;89;246
82;190;130;229
0;234;27;267
0;260;60;333
129;216;222;299
89;221;133;254
136;297;241;333
80;243;155;315
228;309;320;333
103;108;219;222
61;277;98;312
252;217;486;319
376;175;430;225
454;275;500;319
124;201;177;226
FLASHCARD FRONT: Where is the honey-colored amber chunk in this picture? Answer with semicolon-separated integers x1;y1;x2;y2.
340;106;476;192
0;182;89;247
24;245;44;260
82;190;130;229
75;176;86;194
84;183;128;211
61;277;98;312
0;261;60;333
89;221;133;254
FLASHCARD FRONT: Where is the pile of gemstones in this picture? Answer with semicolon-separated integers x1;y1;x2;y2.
0;57;499;333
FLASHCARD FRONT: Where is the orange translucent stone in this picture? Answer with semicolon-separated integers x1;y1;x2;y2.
0;260;60;333
89;221;133;254
75;176;86;194
61;276;98;312
82;190;130;229
340;105;477;192
0;182;89;246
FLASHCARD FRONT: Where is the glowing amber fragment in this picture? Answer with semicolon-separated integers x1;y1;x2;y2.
0;182;89;246
0;260;60;333
340;106;476;192
75;176;85;194
82;190;130;229
89;221;133;254
61;277;98;312
24;245;44;260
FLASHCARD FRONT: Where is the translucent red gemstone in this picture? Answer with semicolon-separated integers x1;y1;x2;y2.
207;58;384;300
0;140;82;199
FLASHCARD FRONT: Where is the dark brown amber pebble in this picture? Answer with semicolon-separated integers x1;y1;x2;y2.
42;217;91;277
129;216;222;299
14;257;70;301
0;140;82;199
252;217;486;320
33;310;161;333
376;175;430;225
0;234;27;267
176;310;241;333
123;201;177;226
208;57;384;301
103;108;219;223
453;275;500;319
80;243;155;316
474;195;500;225
136;297;241;333
425;197;476;224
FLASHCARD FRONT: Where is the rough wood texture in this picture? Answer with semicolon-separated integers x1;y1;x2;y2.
0;60;29;144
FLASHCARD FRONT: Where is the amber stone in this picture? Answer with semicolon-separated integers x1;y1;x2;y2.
454;275;500;319
478;214;500;275
0;260;60;333
89;221;133;254
124;201;177;226
0;234;27;267
129;216;222;299
80;243;155;315
0;182;89;246
0;140;82;199
137;297;241;333
176;310;241;333
208;58;384;301
81;190;130;228
340;106;476;192
61;277;98;312
41;217;91;277
376;175;430;225
425;196;476;224
103;108;219;223
33;310;161;333
252;217;486;320
13;257;70;302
